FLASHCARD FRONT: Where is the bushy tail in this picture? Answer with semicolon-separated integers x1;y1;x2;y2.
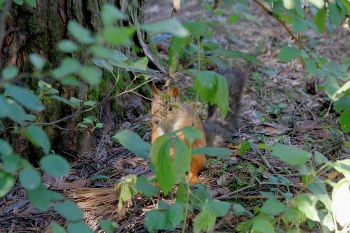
203;68;247;147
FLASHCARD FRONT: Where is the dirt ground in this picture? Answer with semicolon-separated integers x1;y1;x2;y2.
1;0;350;232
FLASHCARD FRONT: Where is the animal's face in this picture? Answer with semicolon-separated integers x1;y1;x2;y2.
151;84;180;129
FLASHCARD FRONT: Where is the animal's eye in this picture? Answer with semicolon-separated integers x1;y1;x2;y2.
168;105;173;111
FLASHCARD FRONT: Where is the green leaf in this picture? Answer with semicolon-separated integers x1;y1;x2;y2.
190;184;212;205
294;0;305;17
98;219;118;233
177;126;203;145
80;66;102;85
112;130;151;159
141;18;189;37
5;85;44;112
2;66;18;79
207;56;227;70
172;138;191;183
295;193;320;221
168;203;185;227
228;14;239;23
333;159;350;180
0;95;10;117
333;97;350;132
328;2;343;26
305;58;317;74
29;54;45;70
61;76;81;86
233;203;252;216
156;138;175;194
13;0;24;5
49;191;64;200
24;125;50;154
260;192;286;214
149;136;168;165
67;21;95;44
206;200;231;217
184;22;206;38
89;46;112;59
192;147;232;156
83;100;96;106
101;3;126;25
279;47;301;62
271;143;311;165
117;180;132;209
19;167;41;190
67;222;93;233
40;154;70;176
315;8;326;33
251;219;275;233
2;154;22;173
0;139;13;156
284;208;302;223
109;50;128;63
144;209;168;232
55;200;84;221
95;123;103;128
292;16;307;33
0;170;15;197
344;141;350;148
307;178;332;211
216;73;229;117
314;151;329;165
129;57;148;72
341;0;350;14
325;76;341;101
57;40;79;53
25;0;36;7
27;184;50;211
135;174;158;197
7;100;28;123
52;57;81;79
195;70;217;104
51;95;78;108
92;58;114;71
52;222;66;233
240;140;251;156
103;27;134;46
193;208;216;233
176;182;186;202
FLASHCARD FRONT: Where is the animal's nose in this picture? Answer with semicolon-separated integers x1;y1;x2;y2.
153;118;160;124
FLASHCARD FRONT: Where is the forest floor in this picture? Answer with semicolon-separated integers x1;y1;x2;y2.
1;0;350;232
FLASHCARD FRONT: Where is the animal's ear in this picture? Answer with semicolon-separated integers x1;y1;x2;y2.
169;86;180;99
152;83;159;95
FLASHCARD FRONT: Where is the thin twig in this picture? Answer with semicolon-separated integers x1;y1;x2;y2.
252;0;318;63
217;195;285;200
257;149;277;174
216;181;301;200
251;0;300;46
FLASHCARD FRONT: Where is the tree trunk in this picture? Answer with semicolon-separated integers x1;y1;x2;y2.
1;0;156;161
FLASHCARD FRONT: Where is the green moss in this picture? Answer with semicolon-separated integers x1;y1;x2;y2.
88;86;100;101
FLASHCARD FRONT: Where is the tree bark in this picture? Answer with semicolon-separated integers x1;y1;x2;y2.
1;0;153;161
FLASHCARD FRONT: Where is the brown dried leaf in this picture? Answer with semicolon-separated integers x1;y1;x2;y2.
257;123;291;135
327;171;339;180
216;174;227;185
296;121;317;134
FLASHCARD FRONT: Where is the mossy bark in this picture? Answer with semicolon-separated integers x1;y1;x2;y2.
1;0;149;161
